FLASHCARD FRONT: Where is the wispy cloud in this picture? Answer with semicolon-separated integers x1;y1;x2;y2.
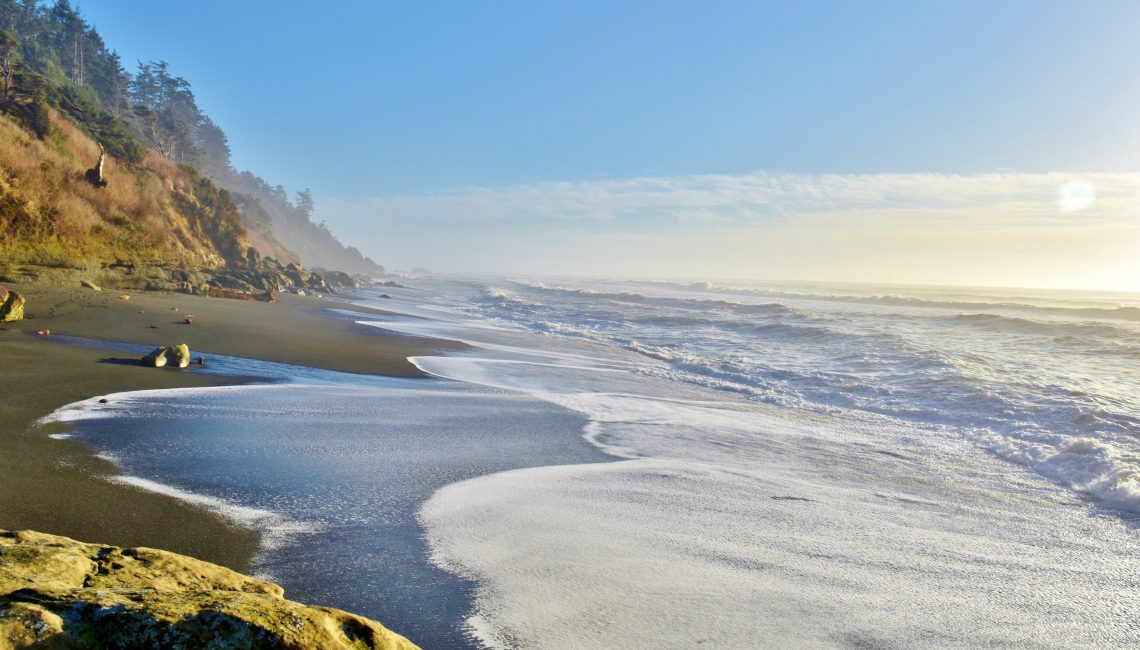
327;170;1140;230
319;170;1140;289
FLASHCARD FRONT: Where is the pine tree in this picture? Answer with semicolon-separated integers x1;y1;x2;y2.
0;30;18;104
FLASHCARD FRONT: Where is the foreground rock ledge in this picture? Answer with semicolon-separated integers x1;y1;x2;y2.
0;530;418;649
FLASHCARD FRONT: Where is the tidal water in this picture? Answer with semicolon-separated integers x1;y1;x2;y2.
48;277;1140;648
47;369;605;648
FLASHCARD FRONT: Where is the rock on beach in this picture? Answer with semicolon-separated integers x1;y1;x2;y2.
141;343;191;368
0;286;24;323
0;529;418;649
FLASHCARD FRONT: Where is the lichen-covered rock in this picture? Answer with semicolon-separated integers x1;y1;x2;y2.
141;346;169;367
258;270;293;291
285;262;311;287
0;530;418;649
0;288;25;322
209;274;257;293
0;601;67;648
140;345;192;368
167;343;190;368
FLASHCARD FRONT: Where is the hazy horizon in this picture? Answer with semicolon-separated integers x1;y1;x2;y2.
78;1;1140;291
422;271;1140;301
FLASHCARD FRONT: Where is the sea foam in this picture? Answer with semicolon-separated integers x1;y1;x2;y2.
41;384;325;564
376;278;1140;648
422;437;1140;649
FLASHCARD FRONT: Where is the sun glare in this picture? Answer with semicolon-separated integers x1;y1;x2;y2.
1057;179;1097;212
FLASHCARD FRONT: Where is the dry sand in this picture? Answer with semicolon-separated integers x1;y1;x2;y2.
0;284;463;572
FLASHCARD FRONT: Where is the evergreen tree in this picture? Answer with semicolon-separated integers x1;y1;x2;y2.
84;31;129;114
0;29;18;104
47;0;85;84
296;189;314;220
195;115;232;180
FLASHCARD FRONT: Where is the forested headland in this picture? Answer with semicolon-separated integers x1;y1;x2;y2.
0;0;383;283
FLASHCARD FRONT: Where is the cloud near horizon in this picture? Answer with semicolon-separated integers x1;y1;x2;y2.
319;170;1140;291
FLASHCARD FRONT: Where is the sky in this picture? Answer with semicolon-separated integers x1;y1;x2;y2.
78;0;1140;290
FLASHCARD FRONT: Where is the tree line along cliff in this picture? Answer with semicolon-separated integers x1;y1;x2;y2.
0;0;384;279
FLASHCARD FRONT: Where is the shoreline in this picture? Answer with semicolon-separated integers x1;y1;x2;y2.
0;283;465;573
25;284;618;647
59;377;610;648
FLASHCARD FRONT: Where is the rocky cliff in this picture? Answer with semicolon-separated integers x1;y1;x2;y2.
0;530;418;649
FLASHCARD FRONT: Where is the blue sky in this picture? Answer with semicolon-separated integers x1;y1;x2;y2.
78;1;1140;288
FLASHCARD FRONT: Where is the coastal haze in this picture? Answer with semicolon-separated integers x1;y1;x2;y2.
5;1;1140;649
78;0;1140;291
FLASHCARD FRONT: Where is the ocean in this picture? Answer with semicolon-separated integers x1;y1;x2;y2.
47;277;1140;648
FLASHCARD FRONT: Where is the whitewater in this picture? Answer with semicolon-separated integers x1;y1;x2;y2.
45;277;1140;648
427;278;1140;512
397;277;1140;648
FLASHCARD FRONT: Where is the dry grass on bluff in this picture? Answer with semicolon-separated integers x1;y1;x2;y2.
0;109;251;270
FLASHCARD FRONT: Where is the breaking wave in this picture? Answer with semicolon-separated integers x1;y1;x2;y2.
458;278;1140;516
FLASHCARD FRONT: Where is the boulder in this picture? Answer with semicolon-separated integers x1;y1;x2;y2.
258;270;293;291
0;529;418;649
141;344;191;368
209;274;257;293
175;269;212;286
285;262;311;287
322;270;359;289
167;343;191;368
0;288;25;322
307;272;332;294
142;346;169;367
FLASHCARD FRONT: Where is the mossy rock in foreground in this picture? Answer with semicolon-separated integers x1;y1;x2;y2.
0;530;418;649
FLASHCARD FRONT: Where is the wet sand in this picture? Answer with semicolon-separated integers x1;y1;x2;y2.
0;283;464;572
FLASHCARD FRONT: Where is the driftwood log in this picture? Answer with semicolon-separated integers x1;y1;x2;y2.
84;145;108;188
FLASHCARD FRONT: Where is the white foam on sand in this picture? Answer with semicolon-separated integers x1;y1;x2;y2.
93;451;121;465
421;424;1140;648
410;351;1140;648
352;291;1140;648
39;385;287;425
106;474;318;553
41;385;323;566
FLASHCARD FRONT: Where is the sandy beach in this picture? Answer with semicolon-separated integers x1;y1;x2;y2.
0;283;463;573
